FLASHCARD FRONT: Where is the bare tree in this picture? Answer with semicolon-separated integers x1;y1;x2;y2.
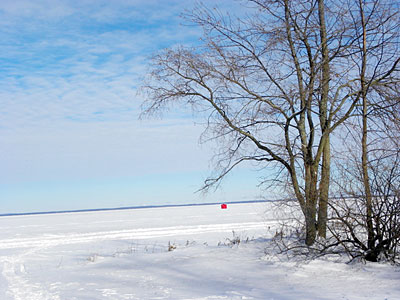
141;0;400;246
326;38;400;260
328;133;400;262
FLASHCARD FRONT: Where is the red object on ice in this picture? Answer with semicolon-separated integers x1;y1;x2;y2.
221;203;228;209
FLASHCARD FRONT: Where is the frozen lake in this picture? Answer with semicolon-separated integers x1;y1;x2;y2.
0;202;398;299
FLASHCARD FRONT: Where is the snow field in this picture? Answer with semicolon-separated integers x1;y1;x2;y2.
0;202;399;299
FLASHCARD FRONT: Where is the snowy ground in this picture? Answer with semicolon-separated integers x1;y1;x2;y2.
0;202;398;300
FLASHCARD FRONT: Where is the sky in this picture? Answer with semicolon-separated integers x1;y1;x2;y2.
0;0;264;213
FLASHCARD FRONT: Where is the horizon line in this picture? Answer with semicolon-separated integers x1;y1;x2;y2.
0;199;277;218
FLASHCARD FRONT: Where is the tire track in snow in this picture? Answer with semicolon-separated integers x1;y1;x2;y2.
0;221;268;250
1;251;60;300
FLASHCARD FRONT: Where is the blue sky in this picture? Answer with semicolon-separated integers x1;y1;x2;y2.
0;0;263;213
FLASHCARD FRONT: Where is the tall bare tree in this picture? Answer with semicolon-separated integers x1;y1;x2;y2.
328;110;400;261
141;0;400;246
355;0;400;255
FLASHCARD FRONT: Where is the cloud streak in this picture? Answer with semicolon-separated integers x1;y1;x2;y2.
0;0;245;126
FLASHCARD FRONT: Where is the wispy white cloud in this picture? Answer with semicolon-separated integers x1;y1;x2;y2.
0;0;206;129
0;0;247;129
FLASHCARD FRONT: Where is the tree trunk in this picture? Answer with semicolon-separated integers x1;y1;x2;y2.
318;138;330;238
305;206;317;246
317;0;331;239
305;164;318;245
359;0;374;251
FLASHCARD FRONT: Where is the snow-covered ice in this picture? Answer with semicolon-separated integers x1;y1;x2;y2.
0;202;398;299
